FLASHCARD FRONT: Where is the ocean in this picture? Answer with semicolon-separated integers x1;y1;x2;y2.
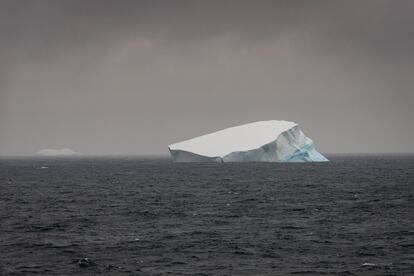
0;155;413;275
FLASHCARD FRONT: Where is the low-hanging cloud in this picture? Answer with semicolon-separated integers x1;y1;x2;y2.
1;0;413;155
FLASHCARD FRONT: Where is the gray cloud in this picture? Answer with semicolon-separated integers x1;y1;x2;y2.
1;0;413;155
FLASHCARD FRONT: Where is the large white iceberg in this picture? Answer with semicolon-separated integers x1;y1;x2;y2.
168;120;328;162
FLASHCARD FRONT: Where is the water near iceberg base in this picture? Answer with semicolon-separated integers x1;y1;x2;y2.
169;121;328;162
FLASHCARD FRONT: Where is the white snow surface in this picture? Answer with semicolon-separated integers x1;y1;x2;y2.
169;120;297;158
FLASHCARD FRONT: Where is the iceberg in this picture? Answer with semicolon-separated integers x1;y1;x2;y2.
37;148;80;156
168;120;328;162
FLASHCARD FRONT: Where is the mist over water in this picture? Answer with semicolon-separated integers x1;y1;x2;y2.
1;155;413;275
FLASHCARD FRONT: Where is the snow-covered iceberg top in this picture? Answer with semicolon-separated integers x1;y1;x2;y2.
168;120;328;162
170;120;296;158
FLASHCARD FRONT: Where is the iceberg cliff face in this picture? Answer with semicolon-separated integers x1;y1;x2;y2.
169;120;328;162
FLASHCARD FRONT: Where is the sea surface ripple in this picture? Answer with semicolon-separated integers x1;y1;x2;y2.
0;155;413;275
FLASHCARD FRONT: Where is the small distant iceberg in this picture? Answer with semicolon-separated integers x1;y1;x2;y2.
37;148;80;156
169;120;328;162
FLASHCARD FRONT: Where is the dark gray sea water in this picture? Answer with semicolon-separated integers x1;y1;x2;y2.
0;155;413;275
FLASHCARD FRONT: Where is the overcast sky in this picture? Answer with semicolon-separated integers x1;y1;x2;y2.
1;0;413;155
